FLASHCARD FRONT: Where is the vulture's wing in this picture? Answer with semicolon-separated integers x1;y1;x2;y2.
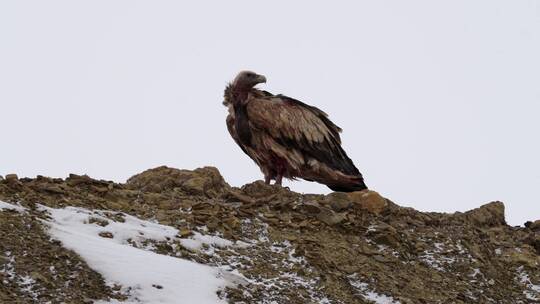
246;95;361;177
226;113;251;158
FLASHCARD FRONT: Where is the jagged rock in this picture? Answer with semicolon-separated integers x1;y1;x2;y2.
529;235;540;254
506;250;540;268
367;222;400;247
30;182;65;194
301;201;323;214
126;166;229;197
526;220;540;231
98;231;114;238
88;217;109;227
240;180;275;196
3;173;22;189
463;201;506;227
0;167;538;304
178;228;193;238
5;174;18;181
0;210;120;302
324;192;351;212
347;190;388;215
66;173;97;186
316;208;346;226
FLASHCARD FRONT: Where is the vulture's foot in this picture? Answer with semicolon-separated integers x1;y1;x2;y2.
275;175;283;186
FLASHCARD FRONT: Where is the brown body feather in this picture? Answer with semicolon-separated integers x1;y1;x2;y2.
223;73;367;192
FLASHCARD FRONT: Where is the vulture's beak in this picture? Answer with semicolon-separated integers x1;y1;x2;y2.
257;74;267;84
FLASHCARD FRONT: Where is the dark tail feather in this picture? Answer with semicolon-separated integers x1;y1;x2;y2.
327;178;368;192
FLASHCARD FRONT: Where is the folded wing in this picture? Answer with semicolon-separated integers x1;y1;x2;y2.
246;95;362;178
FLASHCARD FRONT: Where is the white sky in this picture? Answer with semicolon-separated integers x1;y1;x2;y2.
1;1;539;225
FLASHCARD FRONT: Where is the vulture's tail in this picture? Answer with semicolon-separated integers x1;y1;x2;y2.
326;177;368;192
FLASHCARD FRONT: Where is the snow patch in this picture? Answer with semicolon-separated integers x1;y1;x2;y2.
418;239;473;272
469;268;482;278
0;200;25;212
516;266;540;301
0;252;40;301
348;274;400;304
41;205;241;304
180;232;234;253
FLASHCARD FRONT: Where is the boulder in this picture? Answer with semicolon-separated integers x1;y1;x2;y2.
347;190;388;215
526;220;540;231
324;192;352;212
5;174;18;181
240;180;282;198
316;208;346;226
463;201;506;227
3;173;22;189
126;166;229;198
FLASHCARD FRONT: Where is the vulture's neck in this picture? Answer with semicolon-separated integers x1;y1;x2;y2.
225;83;253;107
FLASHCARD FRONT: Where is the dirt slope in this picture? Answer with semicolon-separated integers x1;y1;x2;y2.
0;167;539;303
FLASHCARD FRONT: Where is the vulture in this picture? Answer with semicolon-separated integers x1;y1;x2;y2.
223;71;367;192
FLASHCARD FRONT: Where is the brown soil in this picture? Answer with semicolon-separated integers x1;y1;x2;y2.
0;166;539;303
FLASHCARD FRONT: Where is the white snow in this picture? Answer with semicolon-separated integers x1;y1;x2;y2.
0;200;25;212
0;252;40;301
43;206;180;248
516;266;540;301
418;239;474;272
469;268;482;278
348;274;401;304
180;232;234;253
40;205;240;304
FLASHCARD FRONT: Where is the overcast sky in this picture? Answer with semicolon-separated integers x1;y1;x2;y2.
1;1;539;225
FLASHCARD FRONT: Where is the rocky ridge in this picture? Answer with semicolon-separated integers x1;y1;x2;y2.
0;166;539;303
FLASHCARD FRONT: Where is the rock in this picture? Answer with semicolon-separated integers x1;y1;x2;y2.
66;173;95;186
463;201;506;227
527;235;540;255
126;166;230;197
301;202;323;214
98;231;114;238
0;175;3;181
316;208;346;226
373;254;389;263
367;222;400;247
3;173;22;189
157;200;177;210
348;190;388;215
5;174;18;181
240;180;283;198
324;192;352;212
178;228;192;238
35;183;65;194
182;177;206;195
88;217;109;227
1;165;538;304
30;271;53;286
526;220;540;231
505;250;539;268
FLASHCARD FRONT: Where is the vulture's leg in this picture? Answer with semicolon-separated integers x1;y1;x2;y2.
275;174;283;186
264;175;271;185
274;161;285;186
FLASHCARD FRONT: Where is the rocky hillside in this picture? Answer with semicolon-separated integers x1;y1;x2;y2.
0;166;539;304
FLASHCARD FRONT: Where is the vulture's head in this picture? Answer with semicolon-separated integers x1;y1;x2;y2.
232;71;267;90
